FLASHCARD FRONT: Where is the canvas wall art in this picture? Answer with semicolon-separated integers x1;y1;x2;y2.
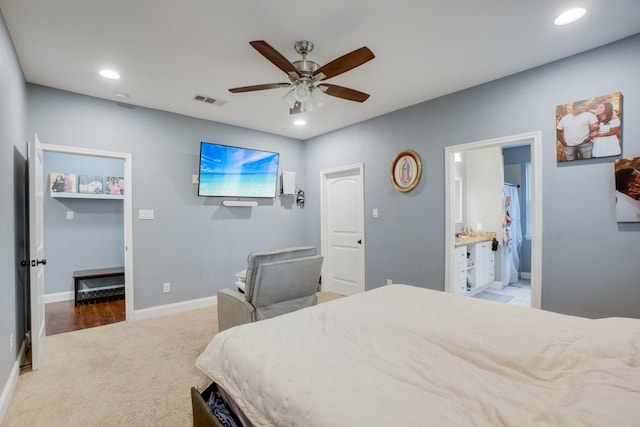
556;92;622;163
613;157;640;223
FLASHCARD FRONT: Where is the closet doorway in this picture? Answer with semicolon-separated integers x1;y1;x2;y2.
39;143;133;325
444;131;542;309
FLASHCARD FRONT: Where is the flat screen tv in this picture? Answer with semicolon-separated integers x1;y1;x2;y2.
198;142;280;198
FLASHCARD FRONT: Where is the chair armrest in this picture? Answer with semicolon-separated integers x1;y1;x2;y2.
216;289;255;332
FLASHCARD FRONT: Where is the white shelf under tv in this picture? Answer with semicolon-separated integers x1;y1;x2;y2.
51;192;123;200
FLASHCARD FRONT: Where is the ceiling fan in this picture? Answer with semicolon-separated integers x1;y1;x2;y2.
229;40;375;114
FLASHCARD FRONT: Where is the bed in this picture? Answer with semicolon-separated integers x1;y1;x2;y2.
195;284;640;426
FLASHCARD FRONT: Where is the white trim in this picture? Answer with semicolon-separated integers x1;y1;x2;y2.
42;291;73;304
445;131;543;309
520;272;532;280
133;296;217;321
0;341;26;424
40;143;134;321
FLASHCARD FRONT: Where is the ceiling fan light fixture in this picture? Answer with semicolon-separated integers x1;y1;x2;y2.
293;83;311;103
304;95;318;112
282;88;297;109
311;86;328;107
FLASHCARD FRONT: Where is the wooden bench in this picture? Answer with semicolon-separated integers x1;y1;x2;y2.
73;267;125;306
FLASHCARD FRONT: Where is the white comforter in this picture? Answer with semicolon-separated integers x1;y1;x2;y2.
196;285;640;426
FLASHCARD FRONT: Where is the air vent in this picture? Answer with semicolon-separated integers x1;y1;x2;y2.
194;95;216;104
193;95;226;106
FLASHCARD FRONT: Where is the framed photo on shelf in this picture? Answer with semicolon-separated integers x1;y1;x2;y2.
49;172;76;193
105;176;124;195
78;175;104;194
390;149;422;192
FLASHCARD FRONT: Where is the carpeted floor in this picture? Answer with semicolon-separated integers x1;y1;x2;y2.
2;292;344;427
2;306;218;427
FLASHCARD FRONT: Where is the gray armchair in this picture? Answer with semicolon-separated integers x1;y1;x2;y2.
217;246;323;332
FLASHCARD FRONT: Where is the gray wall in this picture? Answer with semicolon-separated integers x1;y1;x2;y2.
27;85;308;310
0;10;27;405
304;34;640;319
43;152;125;294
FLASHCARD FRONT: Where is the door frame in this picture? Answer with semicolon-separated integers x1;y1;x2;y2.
40;143;134;320
319;163;365;294
444;131;542;309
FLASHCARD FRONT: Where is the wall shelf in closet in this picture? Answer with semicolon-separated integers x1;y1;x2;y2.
51;192;123;200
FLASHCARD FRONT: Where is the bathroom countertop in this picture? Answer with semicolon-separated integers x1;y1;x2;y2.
455;231;496;247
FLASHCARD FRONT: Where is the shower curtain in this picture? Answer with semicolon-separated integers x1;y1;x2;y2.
502;184;522;285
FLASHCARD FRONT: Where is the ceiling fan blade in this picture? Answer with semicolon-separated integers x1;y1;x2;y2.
313;47;374;80
319;84;370;102
229;83;290;93
250;40;300;78
289;102;302;115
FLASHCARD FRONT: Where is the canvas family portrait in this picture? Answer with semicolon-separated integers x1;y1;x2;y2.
614;157;640;223
556;92;622;163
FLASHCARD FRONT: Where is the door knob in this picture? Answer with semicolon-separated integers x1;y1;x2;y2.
31;259;47;267
357;239;362;244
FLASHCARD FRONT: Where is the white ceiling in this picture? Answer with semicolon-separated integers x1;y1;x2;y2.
2;0;639;140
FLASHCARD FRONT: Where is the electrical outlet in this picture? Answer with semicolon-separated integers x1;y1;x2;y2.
9;333;14;353
163;282;171;293
386;279;392;286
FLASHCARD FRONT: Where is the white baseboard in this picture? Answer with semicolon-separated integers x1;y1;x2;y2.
133;296;217;321
42;291;73;304
0;340;26;424
520;272;532;280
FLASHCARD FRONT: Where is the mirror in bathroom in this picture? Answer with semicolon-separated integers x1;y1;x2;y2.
454;178;463;224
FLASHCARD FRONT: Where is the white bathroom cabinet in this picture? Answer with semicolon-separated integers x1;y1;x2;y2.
468;240;495;289
454;245;468;295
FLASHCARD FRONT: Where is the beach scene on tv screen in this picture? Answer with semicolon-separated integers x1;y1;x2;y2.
199;143;279;197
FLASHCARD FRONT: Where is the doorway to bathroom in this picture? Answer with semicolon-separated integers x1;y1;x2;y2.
444;131;542;309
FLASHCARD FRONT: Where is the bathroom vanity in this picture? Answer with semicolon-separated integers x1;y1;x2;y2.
454;232;496;295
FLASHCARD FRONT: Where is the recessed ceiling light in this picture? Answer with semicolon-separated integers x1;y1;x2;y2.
554;8;586;25
114;92;129;99
294;119;306;126
99;69;120;79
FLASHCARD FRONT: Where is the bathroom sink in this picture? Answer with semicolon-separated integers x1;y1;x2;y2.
455;231;496;246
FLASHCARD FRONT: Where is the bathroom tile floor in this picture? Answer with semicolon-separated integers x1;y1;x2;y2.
473;279;531;308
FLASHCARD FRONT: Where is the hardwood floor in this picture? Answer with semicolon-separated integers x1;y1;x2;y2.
45;298;125;336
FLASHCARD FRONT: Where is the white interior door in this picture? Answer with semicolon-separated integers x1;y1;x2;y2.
320;164;365;296
28;134;46;370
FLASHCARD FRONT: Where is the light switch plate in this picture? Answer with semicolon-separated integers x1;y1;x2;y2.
66;211;74;220
138;209;154;220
